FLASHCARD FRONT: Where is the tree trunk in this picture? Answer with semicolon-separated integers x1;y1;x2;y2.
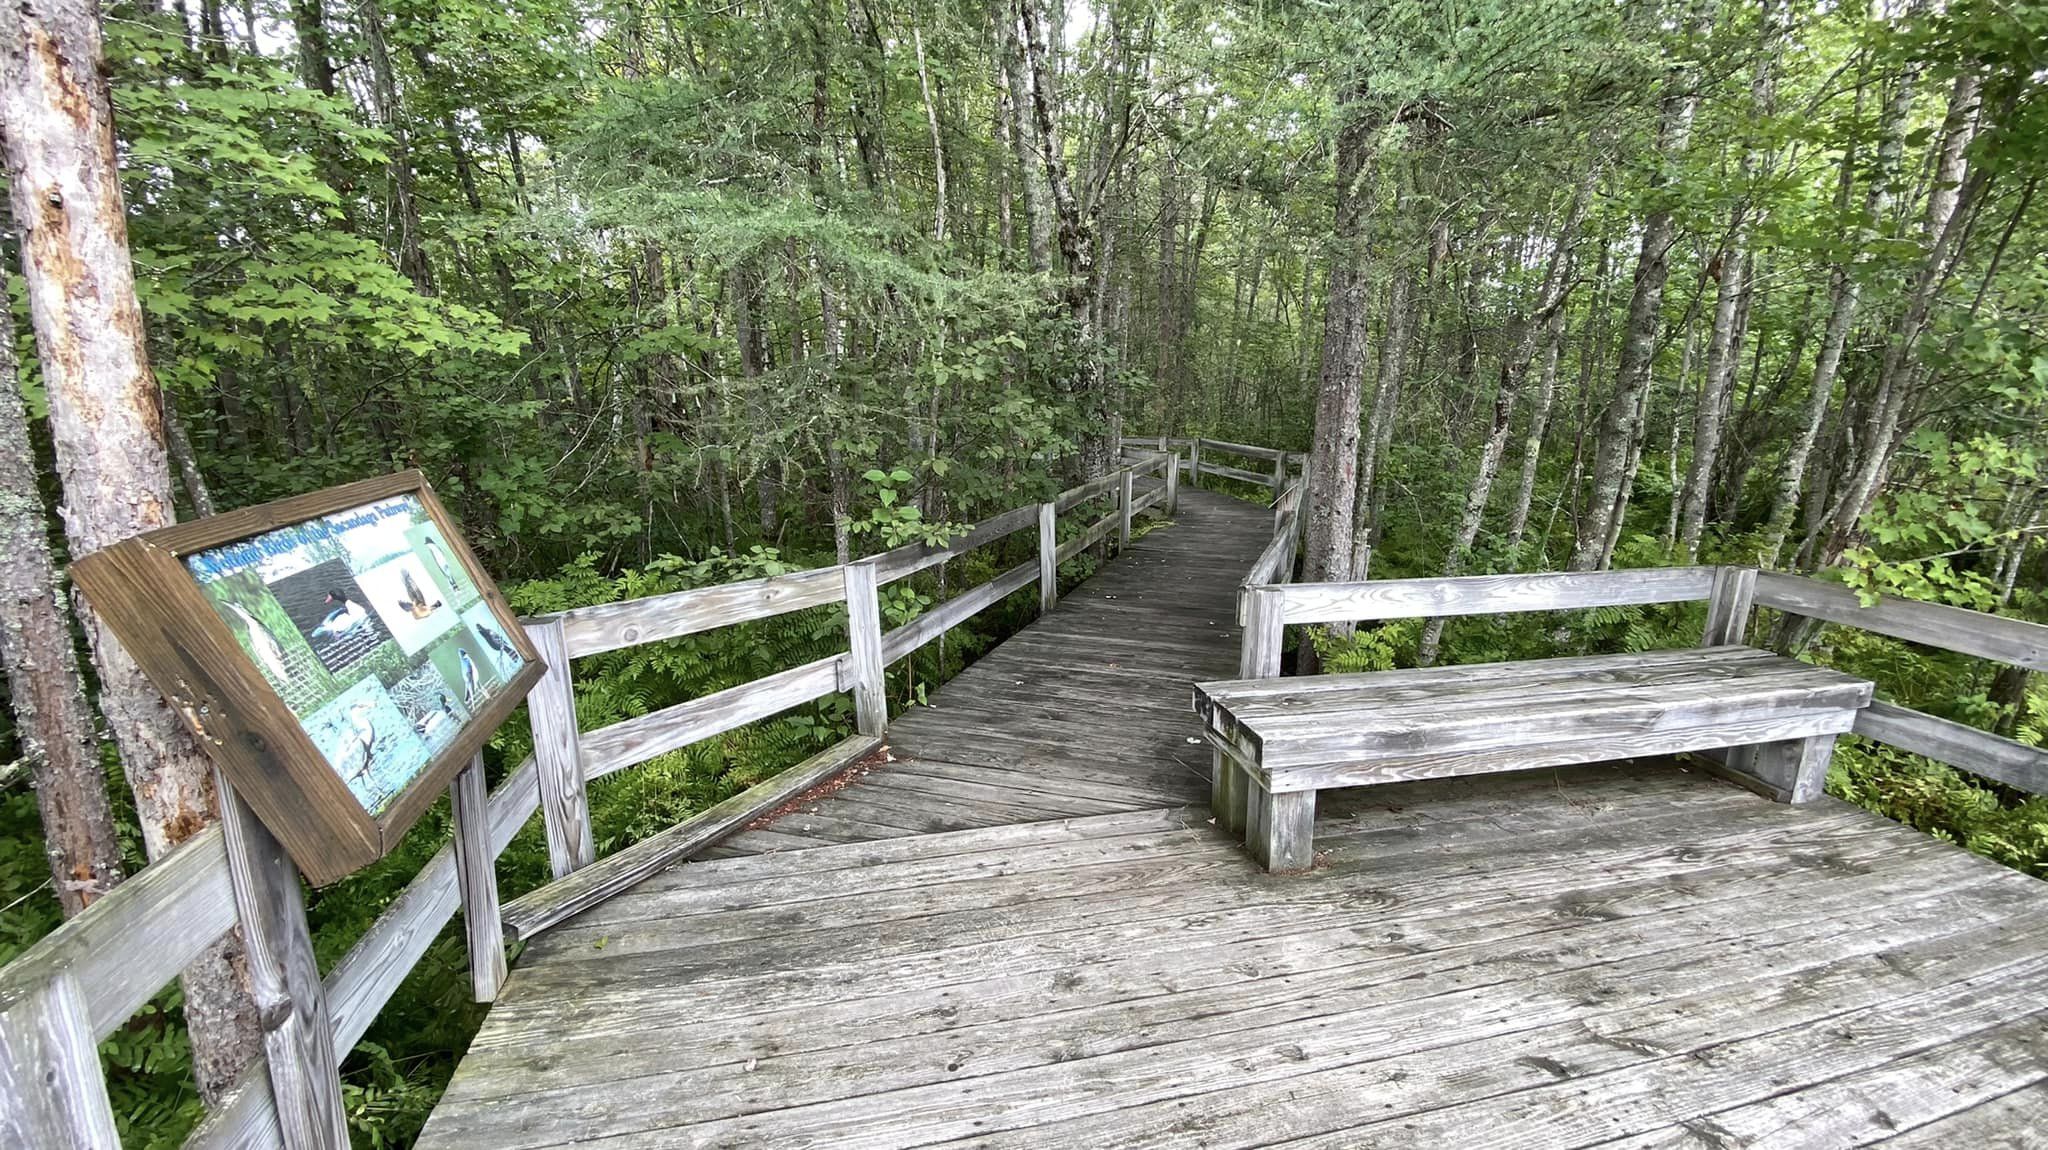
0;320;125;916
730;261;779;538
994;0;1053;274
1297;89;1377;669
1019;0;1118;476
1675;237;1747;559
357;0;432;292
1818;97;1989;565
912;25;947;243
0;0;261;1100
1415;173;1588;664
1570;59;1702;570
289;0;337;95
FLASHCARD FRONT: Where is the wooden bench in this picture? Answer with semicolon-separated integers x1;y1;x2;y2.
1193;645;1875;871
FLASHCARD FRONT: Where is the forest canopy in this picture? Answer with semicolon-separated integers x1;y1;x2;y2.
3;0;2047;1144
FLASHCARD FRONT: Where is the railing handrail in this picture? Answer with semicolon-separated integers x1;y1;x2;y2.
0;448;1184;1150
1237;559;2048;800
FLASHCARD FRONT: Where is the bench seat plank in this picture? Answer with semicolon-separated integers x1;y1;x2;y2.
1194;646;1875;869
1196;647;1870;778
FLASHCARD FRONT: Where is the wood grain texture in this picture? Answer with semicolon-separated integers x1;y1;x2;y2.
555;566;846;658
525;617;594;878
0;823;234;1043
1249;786;1314;871
449;754;506;1002
1053;472;1123;514
69;472;541;884
1191;437;1287;462
0;972;120;1149
1273;566;1720;625
1205;710;1858;793
1200;652;1869;773
843;562;888;736
1701;565;1756;646
325;754;538;1054
579;655;846;778
217;783;349;1150
1191;461;1271;486
498;735;881;942
1755;570;2048;671
69;535;380;884
1118;471;1134;548
1853;699;2048;796
879;559;1037;665
1037;503;1057;614
1210;747;1246;835
871;504;1038;586
1238;587;1284;679
416;758;2048;1149
1054;508;1120;564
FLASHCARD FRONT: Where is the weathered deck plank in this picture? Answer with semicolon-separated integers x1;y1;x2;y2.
415;488;2048;1148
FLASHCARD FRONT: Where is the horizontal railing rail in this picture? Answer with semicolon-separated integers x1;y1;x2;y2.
0;448;1182;1150
1233;552;2048;802
1127;434;1300;498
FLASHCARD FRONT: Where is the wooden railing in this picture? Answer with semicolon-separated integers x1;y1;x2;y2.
1235;558;2048;799
1127;434;1302;499
0;449;1180;1150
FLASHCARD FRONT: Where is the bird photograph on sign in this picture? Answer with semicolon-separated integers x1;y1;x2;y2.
181;491;522;816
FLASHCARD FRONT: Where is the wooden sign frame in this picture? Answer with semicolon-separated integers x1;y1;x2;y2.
72;471;544;885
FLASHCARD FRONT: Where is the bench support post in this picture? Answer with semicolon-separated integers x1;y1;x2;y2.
1210;748;1247;836
1248;786;1315;872
1720;734;1837;805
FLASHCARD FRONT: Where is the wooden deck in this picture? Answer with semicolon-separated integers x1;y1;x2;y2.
416;488;2048;1149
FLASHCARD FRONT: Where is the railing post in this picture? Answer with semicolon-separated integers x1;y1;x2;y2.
1702;566;1758;646
1271;453;1286;499
526;616;595;878
1118;470;1134;549
1038;501;1058;614
217;777;350;1150
1165;451;1180;516
0;971;120;1149
843;560;888;736
449;752;506;1002
1190;437;1203;484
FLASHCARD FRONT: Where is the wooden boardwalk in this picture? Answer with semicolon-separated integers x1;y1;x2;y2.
417;488;2048;1149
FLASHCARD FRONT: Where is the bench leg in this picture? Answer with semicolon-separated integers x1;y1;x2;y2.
1247;786;1315;872
1210;748;1249;836
1726;734;1837;805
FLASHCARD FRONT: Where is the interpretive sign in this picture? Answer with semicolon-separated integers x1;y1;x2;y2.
72;472;543;884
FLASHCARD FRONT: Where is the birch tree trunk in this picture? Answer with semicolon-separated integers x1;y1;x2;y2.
1817;73;1987;565
1415;171;1588;665
1675;238;1747;559
994;0;1053;274
1570;60;1702;570
0;0;261;1099
912;25;948;243
1503;301;1566;561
